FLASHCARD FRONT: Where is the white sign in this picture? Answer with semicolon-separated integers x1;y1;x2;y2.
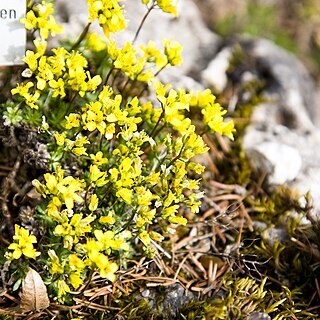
0;0;26;65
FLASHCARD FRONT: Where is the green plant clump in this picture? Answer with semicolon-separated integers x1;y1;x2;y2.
0;0;235;311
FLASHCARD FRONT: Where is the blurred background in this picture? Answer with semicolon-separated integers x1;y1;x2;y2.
193;0;320;81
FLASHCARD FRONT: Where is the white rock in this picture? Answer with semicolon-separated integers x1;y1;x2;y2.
246;142;302;185
201;47;232;92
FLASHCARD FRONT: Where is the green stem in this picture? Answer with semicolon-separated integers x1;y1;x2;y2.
103;63;115;87
64;92;77;117
149;103;165;138
151;123;166;139
43;89;53;112
132;4;155;43
111;69;121;88
154;62;169;77
168;145;185;167
120;76;131;95
117;208;135;234
71;22;92;51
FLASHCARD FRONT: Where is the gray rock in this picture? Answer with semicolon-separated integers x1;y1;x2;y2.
160;283;195;316
202;47;233;92
137;283;196;317
247;312;271;320
253;222;288;247
263;227;289;247
206;37;320;219
246;142;302;185
251;38;320;128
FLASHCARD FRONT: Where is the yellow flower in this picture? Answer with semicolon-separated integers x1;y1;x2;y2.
94;230;125;251
90;151;108;166
139;230;151;246
69;273;83;289
157;0;178;15
162;205;179;218
11;81;40;109
47;196;62;221
87;0;126;38
54;213;95;249
116;188;132;204
21;2;63;40
44;172;59;194
140;41;168;70
89;165;108;186
190;89;235;139
67;52;88;73
188;162;205;174
21;10;37;30
65;113;81;130
57;279;70;298
86;32;107;51
72;146;88;156
93;253;118;281
163;39;183;66
23;50;40;72
34;38;47;56
150;231;164;242
68;254;85;289
136;208;156;227
86;72;102;91
69;254;86;271
49;78;66;97
82;101;106;134
201;104;235;140
7;225;40;259
89;194;99;211
11;82;34;97
48;249;64;274
99;213;116;225
168;215;187;225
53;132;65;147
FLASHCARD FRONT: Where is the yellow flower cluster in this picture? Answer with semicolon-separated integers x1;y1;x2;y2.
190;89;235;140
33;167;85;210
106;39;183;83
21;1;63;39
142;0;179;16
5;0;236;301
6;225;40;260
86;32;108;52
12;47;102;109
11;82;40;109
47;249;86;296
154;82;234;138
32;166;132;298
87;0;126;37
46;226;130;297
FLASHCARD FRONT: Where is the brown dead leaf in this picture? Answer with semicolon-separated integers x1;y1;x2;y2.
20;268;50;312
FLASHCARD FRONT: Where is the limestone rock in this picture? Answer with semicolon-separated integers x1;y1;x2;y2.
247;312;271;320
251;38;320;128
137;284;196;317
202;47;233;91
246;142;302;185
204;37;320;218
